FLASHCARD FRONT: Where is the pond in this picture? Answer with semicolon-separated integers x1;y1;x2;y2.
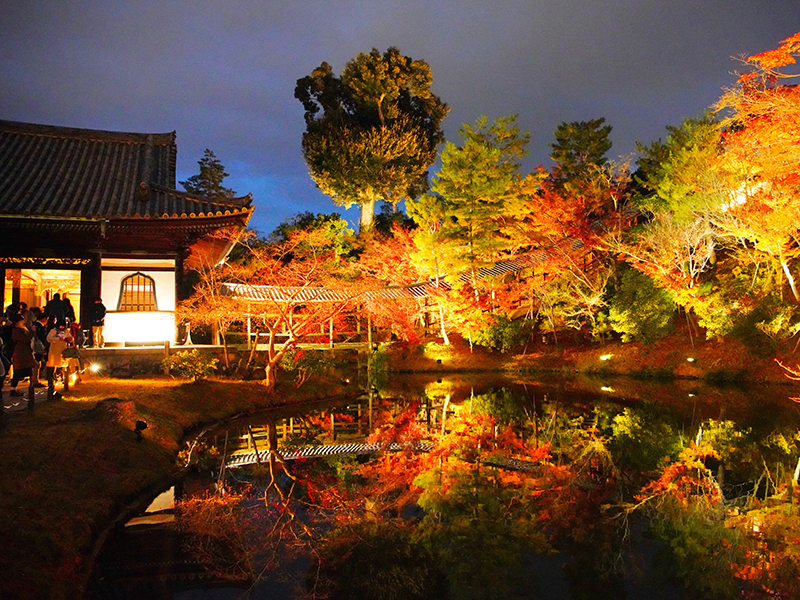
88;372;800;600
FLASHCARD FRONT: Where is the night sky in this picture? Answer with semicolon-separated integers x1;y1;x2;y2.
2;1;799;236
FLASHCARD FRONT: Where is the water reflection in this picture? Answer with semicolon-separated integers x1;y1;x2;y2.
94;373;800;599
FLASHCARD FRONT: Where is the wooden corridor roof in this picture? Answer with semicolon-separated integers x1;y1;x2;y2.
220;237;584;304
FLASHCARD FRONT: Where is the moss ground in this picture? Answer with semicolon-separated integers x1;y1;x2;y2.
0;374;350;600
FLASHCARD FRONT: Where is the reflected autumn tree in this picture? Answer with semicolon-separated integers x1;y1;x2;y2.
174;386;800;598
175;406;629;598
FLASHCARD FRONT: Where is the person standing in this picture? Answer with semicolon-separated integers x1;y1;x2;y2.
46;320;73;399
8;314;39;397
62;294;76;324
18;302;35;329
45;293;66;322
32;313;49;384
90;297;107;348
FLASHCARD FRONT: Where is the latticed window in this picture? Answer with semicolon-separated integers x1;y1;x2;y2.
117;272;158;311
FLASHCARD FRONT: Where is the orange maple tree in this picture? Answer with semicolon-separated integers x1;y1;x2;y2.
713;31;800;301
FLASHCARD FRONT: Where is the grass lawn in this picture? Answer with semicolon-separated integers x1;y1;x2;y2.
0;374;349;600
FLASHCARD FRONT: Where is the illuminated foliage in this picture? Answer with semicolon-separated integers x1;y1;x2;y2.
713;32;800;301
405;116;537;343
183;218;365;391
161;349;219;381
619;116;723;306
608;265;675;344
549;117;613;185
411;115;530;291
519;120;630;340
471;315;535;353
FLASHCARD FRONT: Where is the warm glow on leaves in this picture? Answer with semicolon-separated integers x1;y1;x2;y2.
635;445;722;507
745;31;800;74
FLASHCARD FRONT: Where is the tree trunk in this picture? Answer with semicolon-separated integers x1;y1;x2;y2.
438;304;450;345
359;197;376;233
264;361;277;393
262;330;293;393
263;329;278;392
781;258;800;302
219;320;230;370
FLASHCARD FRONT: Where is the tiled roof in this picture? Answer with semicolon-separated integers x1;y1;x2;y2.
0;120;253;220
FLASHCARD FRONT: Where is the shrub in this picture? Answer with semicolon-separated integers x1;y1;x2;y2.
472;316;535;352
609;267;675;343
280;348;339;387
162;350;219;381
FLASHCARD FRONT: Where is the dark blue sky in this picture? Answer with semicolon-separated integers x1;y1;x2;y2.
2;1;799;235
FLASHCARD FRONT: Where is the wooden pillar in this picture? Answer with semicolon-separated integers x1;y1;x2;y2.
246;303;252;350
10;269;21;306
81;254;102;327
175;252;185;301
329;318;334;349
174;253;185;345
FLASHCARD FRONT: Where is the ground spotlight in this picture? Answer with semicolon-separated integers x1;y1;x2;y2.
134;420;148;440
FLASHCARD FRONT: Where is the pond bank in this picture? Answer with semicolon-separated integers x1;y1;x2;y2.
383;329;800;385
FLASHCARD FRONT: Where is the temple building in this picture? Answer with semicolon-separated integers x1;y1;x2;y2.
0;120;253;344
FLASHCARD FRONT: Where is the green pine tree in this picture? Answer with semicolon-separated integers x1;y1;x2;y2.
180;149;236;198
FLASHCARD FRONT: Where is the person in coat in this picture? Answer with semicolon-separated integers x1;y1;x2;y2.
90;298;107;348
45;293;66;322
46;320;73;394
9;314;40;397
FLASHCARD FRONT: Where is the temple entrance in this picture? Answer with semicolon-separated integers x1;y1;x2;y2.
3;268;82;322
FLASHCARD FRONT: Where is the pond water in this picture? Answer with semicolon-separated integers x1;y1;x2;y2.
89;372;800;600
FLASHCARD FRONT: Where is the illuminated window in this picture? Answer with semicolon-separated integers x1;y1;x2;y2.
118;272;158;311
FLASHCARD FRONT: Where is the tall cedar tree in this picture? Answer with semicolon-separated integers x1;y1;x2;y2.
295;48;448;232
549;117;612;184
409;115;529;295
180;149;236;197
405;116;533;344
522;119;628;337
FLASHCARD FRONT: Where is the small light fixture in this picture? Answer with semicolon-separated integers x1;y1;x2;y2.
686;357;696;363
89;363;101;373
600;354;613;361
134;420;148;440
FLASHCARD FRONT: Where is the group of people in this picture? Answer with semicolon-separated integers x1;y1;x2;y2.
0;294;107;399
